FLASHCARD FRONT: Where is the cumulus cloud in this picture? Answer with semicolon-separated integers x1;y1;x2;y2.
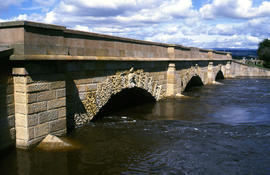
73;25;91;32
45;0;196;24
200;0;270;19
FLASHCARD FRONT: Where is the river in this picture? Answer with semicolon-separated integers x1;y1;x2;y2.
1;78;270;175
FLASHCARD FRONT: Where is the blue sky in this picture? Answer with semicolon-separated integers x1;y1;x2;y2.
1;0;270;49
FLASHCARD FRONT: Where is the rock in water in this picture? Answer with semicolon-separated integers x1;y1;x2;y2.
175;93;193;98
213;81;223;85
37;134;79;151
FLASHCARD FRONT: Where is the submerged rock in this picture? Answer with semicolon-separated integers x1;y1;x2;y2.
176;93;185;97
175;93;193;98
37;134;80;151
213;81;223;85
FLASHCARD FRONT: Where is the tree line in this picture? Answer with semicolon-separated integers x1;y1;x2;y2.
257;39;270;68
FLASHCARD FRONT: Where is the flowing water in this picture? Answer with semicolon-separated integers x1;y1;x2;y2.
1;78;270;175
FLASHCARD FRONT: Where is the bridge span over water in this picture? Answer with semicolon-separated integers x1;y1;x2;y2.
0;21;270;149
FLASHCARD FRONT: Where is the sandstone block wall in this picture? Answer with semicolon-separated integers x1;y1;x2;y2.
13;68;66;148
231;61;270;77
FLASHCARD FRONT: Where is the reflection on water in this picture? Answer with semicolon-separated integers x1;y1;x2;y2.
1;78;270;175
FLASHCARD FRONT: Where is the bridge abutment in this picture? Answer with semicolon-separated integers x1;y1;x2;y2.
13;67;66;149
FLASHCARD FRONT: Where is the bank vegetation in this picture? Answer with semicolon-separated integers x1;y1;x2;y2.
257;39;270;68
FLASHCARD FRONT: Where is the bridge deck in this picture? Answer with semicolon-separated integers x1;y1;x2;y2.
0;21;231;61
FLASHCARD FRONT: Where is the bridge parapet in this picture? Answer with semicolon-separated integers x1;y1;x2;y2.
0;21;231;61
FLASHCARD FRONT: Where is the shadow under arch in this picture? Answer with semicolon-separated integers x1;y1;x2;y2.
92;87;156;121
215;70;225;81
184;75;204;92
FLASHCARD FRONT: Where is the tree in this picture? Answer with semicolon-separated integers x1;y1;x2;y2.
257;39;270;68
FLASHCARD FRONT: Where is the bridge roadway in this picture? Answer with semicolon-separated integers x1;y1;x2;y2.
0;21;269;150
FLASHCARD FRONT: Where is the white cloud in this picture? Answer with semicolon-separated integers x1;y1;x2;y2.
44;11;56;23
69;0;136;9
160;0;196;17
73;25;91;32
200;0;270;19
12;14;28;20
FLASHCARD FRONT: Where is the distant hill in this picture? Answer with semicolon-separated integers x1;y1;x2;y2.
214;48;257;59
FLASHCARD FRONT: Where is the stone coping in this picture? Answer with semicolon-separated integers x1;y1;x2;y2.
10;54;231;61
0;21;66;31
0;21;230;55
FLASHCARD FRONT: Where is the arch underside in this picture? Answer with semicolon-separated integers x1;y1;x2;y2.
215;70;225;80
180;64;224;93
214;65;225;81
76;68;164;126
180;66;205;93
184;75;204;91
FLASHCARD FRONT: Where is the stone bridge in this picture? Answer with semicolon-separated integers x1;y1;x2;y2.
0;21;270;150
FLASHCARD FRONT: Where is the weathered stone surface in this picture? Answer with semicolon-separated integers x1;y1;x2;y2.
34;123;49;137
27;83;50;92
28;101;47;114
27;93;37;104
47;98;66;110
50;81;65;90
16;126;34;140
15;103;27;115
49;118;66;132
15;113;27;127
56;89;65;98
15;84;26;93
14;92;26;104
58;107;66;118
37;90;56;102
38;110;58;124
14;76;27;84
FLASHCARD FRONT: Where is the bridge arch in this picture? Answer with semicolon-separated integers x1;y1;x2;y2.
184;75;204;92
215;70;225;81
180;66;204;92
75;68;163;126
93;87;155;120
